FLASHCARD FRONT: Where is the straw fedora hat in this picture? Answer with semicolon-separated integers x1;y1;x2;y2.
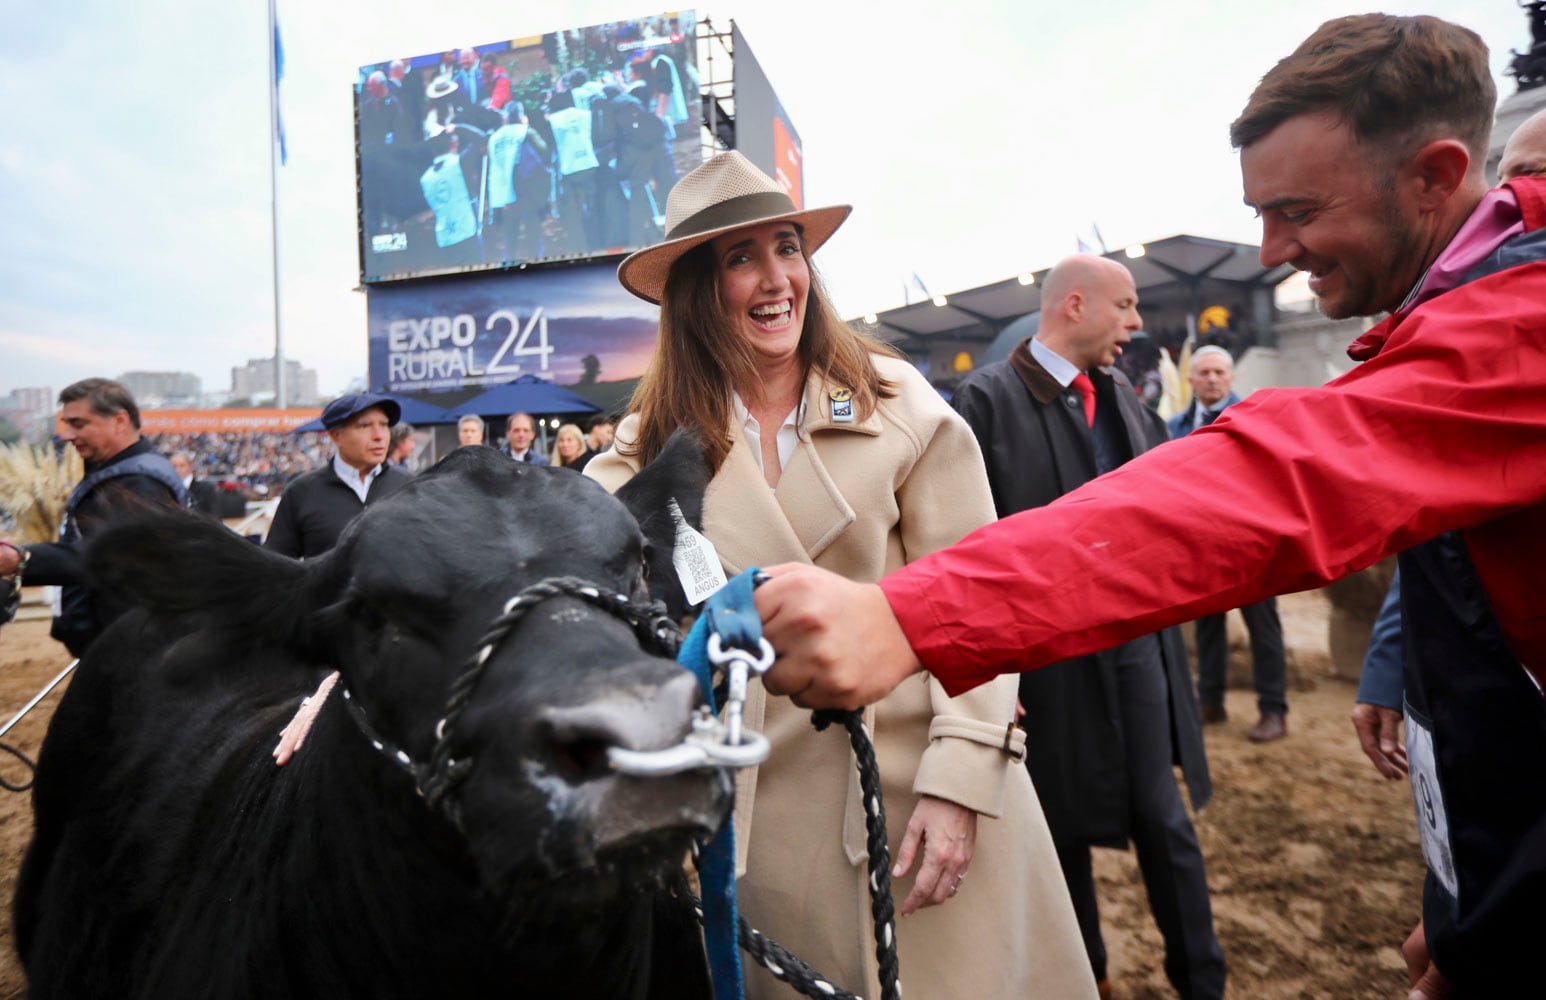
616;150;852;304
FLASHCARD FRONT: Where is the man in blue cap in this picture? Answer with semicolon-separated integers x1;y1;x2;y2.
265;393;411;559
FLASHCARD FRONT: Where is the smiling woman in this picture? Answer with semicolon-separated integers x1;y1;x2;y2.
586;152;1095;999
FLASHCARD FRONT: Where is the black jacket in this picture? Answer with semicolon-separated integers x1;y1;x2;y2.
186;477;224;517
952;341;1211;845
264;460;411;559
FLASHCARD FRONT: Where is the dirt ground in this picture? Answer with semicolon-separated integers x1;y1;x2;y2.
0;592;1424;998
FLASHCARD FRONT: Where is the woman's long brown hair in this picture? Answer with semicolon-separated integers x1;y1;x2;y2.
619;233;897;473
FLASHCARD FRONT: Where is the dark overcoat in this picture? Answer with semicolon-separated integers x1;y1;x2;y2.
952;340;1210;846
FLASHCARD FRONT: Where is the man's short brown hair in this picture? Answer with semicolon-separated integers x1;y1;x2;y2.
1230;14;1495;164
58;378;141;430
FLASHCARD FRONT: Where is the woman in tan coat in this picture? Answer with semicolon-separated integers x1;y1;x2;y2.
587;151;1093;999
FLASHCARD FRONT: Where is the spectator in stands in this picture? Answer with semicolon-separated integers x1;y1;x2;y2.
149;430;328;494
169;451;223;518
264;394;410;559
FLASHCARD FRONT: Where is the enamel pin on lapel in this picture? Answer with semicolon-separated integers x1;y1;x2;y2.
829;387;854;424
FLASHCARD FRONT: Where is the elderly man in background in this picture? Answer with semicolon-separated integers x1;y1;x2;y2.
456;414;485;447
265;394;410;559
1168;345;1289;742
0;379;185;655
754;15;1546;999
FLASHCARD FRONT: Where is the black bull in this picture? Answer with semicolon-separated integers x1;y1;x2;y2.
13;442;731;999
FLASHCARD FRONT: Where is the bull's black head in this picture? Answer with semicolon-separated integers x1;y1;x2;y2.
88;433;727;912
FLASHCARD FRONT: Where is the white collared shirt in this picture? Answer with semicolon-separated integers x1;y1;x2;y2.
1030;336;1082;388
333;453;382;503
733;391;807;476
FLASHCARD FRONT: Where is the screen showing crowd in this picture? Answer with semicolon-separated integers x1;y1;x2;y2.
357;10;701;283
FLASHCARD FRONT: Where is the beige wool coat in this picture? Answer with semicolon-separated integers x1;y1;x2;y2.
588;355;1094;999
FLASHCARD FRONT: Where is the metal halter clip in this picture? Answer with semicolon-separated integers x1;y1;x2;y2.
605;629;775;776
607;706;771;775
706;632;775;747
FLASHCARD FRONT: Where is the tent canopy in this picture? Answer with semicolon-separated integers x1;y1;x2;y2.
453;375;602;419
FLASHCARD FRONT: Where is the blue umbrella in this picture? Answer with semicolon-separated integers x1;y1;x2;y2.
454;375;601;418
291;394;460;432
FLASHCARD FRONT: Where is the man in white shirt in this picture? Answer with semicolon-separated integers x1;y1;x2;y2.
265;394;412;558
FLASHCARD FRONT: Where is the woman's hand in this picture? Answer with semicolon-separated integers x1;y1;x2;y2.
891;794;977;916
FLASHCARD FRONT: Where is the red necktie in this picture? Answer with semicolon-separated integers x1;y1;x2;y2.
1071;373;1096;427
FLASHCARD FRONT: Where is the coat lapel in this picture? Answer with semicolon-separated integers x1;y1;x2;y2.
706;369;882;873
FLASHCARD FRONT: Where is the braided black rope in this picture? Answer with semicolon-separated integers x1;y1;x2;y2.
737;913;861;999
689;709;902;1000
813;709;901;1000
421;577;678;814
339;576;677;822
0;742;35;793
684;847;860;1000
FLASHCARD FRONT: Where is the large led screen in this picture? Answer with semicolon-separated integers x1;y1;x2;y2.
357;10;701;284
729;23;802;207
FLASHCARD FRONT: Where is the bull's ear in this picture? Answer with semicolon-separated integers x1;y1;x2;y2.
85;506;320;644
614;429;710;615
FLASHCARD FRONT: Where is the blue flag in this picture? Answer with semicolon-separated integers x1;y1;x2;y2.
273;14;287;165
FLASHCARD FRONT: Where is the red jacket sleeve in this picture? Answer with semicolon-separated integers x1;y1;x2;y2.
883;261;1546;695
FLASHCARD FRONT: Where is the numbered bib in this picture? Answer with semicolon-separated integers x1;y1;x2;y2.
1405;703;1459;904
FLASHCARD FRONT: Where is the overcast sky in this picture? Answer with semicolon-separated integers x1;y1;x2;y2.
0;1;1533;400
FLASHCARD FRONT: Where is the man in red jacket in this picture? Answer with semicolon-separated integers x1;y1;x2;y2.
757;14;1546;1000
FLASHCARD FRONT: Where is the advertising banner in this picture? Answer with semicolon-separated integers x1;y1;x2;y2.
366;261;659;395
140;410;323;434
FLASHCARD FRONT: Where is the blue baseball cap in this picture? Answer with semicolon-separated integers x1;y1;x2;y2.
320;393;400;429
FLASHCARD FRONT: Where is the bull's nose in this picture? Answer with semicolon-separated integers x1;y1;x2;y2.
538;670;699;781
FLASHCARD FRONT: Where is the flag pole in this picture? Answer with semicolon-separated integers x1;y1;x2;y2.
267;0;287;408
